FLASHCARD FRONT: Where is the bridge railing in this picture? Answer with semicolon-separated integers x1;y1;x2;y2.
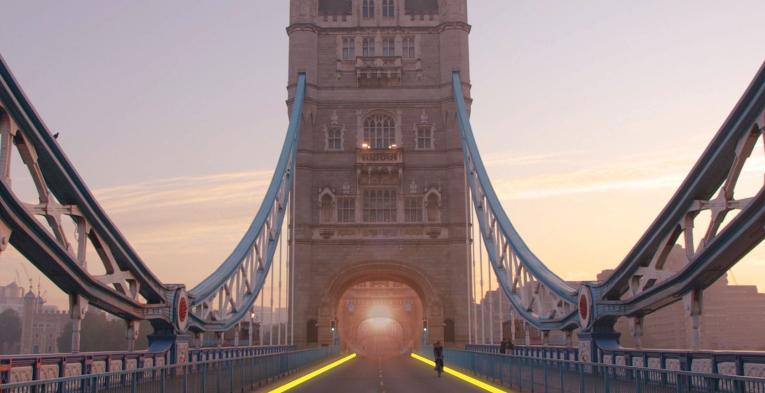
0;345;295;385
465;344;765;379
427;347;765;393
466;343;579;361
0;346;339;393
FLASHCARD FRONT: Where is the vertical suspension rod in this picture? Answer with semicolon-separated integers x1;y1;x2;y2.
471;202;479;345
488;240;494;345
465;172;473;345
269;246;275;346
277;221;284;346
479;224;485;345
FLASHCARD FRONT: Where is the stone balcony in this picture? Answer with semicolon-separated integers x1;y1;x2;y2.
356;147;403;166
336;56;423;86
356;56;401;87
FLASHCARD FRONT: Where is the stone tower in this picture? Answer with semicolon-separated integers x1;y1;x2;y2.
287;0;472;348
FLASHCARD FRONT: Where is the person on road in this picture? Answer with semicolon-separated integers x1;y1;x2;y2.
433;341;444;377
499;339;507;354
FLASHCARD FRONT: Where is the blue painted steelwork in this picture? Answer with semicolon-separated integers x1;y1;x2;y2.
467;343;579;362
0;345;296;384
423;347;765;393
186;73;306;332
453;60;765;332
0;346;339;393
467;343;765;381
0;52;307;334
595;64;765;316
453;71;579;331
0;54;168;319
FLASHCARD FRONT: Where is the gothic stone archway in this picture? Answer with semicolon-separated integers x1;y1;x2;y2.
317;262;445;348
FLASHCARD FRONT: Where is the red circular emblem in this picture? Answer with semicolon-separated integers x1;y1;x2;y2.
178;297;188;323
578;293;588;322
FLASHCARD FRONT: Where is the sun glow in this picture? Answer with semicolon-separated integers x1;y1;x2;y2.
367;304;390;318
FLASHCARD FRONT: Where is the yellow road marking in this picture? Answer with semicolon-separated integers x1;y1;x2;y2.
267;353;358;393
409;352;508;393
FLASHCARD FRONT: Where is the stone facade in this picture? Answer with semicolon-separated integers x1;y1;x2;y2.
606;246;765;350
20;288;68;354
0;282;68;354
287;0;471;347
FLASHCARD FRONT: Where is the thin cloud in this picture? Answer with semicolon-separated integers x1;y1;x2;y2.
488;149;764;200
95;171;272;213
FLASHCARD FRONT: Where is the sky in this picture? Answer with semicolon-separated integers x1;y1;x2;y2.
0;1;764;309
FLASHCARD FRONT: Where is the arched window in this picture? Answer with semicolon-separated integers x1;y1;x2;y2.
425;191;441;222
306;319;318;343
363;114;395;149
326;127;342;150
319;188;336;223
444;319;455;343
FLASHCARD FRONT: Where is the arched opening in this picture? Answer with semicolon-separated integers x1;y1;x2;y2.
306;319;318;343
320;193;334;223
444;319;455;343
363;114;395;149
337;280;423;358
425;191;440;222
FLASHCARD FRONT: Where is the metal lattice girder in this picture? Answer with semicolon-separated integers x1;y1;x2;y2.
186;73;306;332
452;71;580;331
0;52;307;334
454;60;765;332
0;54;169;321
596;61;765;318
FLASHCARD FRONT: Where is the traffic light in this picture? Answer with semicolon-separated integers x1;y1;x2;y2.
422;319;428;332
330;320;337;333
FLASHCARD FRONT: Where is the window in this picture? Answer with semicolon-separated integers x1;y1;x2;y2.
363;114;395;149
327;127;342;150
320;193;334;223
405;197;422;222
416;126;433;149
383;37;395;57
342;37;355;60
337;198;355;222
425;192;440;222
382;0;395;17
306;319;318;343
402;36;415;58
363;189;397;222
362;37;375;56
362;0;375;18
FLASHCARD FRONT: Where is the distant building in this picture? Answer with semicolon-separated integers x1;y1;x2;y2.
0;282;68;354
0;282;26;316
606;247;765;350
472;245;765;351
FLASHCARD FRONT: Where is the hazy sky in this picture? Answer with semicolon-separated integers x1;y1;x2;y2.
0;1;764;308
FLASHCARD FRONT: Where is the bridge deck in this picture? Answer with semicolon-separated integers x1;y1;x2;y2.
262;354;502;393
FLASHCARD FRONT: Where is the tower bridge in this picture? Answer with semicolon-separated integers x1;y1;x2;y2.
1;0;765;392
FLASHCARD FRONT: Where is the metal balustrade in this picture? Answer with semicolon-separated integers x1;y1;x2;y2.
466;344;580;362
0;346;297;385
421;347;765;393
0;347;339;393
466;344;765;380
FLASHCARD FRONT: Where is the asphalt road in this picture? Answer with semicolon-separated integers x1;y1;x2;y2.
286;354;491;393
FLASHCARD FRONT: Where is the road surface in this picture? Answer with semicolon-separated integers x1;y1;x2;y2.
286;354;496;393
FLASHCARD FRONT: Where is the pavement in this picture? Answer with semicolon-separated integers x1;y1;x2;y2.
277;354;493;393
